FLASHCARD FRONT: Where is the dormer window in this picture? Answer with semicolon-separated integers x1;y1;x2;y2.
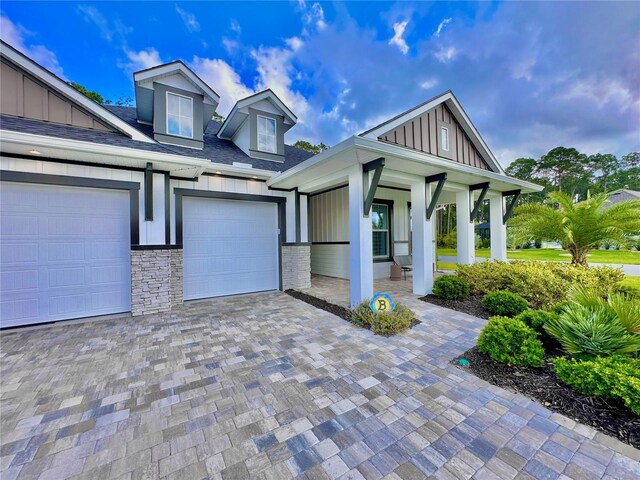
167;92;193;138
257;115;277;153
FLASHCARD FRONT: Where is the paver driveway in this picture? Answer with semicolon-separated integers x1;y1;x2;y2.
1;290;638;480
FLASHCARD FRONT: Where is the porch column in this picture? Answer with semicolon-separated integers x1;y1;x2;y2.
490;195;507;261
456;189;475;265
348;164;373;307
411;181;435;295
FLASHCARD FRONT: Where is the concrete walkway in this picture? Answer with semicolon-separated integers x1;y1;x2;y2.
1;284;638;479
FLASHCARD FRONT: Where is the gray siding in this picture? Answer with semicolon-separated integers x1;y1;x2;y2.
0;59;115;132
378;104;492;171
152;83;204;148
248;107;285;162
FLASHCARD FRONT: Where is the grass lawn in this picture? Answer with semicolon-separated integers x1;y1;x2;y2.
437;248;640;265
620;275;640;289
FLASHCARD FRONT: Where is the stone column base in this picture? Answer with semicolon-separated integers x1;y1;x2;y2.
131;246;183;316
282;243;311;290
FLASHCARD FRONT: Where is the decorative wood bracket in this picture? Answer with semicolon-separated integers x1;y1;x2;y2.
363;157;385;217
469;182;490;222
425;172;447;220
502;189;521;224
144;162;153;221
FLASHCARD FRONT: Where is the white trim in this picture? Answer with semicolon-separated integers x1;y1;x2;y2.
268;135;543;193
440;126;450;152
257;114;277;153
0;41;155;143
134;62;220;105
217;89;297;140
1;128;278;180
166;91;194;139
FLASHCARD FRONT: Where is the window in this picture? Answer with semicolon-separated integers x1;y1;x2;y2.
440;126;450;151
167;92;193;138
257;115;277;153
372;203;390;258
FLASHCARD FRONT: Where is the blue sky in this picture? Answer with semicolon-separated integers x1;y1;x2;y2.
2;1;638;166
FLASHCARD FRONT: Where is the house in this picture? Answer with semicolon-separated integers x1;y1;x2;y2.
0;40;542;328
606;189;640;206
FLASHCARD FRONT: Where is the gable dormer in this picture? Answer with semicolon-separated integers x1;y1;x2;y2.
133;61;220;149
217;90;297;162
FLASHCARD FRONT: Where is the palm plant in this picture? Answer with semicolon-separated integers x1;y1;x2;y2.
509;192;640;266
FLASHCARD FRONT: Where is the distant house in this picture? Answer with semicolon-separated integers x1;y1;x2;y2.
607;189;640;206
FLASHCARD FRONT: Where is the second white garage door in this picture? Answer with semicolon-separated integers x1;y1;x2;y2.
183;197;280;300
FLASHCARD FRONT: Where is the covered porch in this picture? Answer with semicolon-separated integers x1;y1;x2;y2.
270;136;541;308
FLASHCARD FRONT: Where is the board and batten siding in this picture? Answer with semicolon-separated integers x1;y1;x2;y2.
310;186;411;279
0;60;116;132
378;104;491;171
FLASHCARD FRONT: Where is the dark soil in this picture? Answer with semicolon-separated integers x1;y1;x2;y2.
453;347;640;448
421;294;491;319
285;289;422;333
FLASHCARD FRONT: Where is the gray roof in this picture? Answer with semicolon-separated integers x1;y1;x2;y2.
607;189;640;205
0;107;314;173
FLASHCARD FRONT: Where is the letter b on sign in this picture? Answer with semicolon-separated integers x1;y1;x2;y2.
369;293;395;313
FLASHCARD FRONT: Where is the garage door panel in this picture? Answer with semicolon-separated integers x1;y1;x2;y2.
0;182;131;327
183;197;279;300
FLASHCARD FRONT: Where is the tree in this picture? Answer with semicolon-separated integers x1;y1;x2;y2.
69;82;104;104
212;112;225;122
509;192;640;266
587;153;619;193
536;147;590;197
505;157;550;204
293;140;329;155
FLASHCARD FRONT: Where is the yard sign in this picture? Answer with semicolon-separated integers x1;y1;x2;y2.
370;293;395;312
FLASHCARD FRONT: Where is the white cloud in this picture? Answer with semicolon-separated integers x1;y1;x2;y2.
389;20;409;55
78;5;113;41
434;45;457;63
420;78;438;90
230;19;241;33
222;37;240;54
190;57;253;115
122;48;163;73
300;2;327;33
434;18;452;37
285;37;304;52
175;6;200;32
561;78;637;112
512;58;536;81
0;15;65;78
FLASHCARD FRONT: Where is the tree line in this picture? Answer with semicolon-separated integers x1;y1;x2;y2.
507;147;640;203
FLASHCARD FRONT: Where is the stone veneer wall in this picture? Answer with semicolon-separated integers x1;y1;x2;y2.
131;248;183;316
282;244;311;290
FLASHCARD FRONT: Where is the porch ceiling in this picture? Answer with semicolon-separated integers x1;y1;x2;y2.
268;135;543;195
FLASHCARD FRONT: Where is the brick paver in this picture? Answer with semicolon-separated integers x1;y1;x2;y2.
1;275;638;479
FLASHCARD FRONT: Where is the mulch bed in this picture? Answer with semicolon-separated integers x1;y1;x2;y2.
453;347;640;448
285;289;422;334
420;294;491;319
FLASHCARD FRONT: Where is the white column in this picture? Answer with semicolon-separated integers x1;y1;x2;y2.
300;195;309;243
349;164;373;307
490;195;507;261
285;191;296;242
456;189;475;265
411;181;435;295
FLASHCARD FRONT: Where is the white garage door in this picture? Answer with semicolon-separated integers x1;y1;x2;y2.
183;197;279;300
1;182;131;327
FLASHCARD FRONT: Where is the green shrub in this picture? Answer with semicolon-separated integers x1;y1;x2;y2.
477;316;545;367
482;291;529;317
515;309;558;333
351;301;414;336
544;304;640;358
613;283;640;299
554;356;640;414
456;261;624;309
433;275;470;301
